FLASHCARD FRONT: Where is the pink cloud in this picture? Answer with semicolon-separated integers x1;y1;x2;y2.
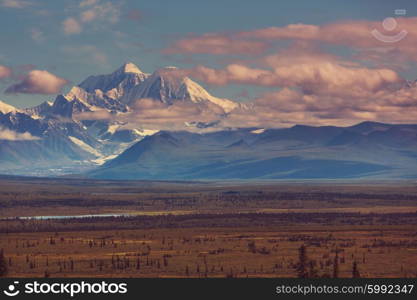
1;0;31;9
75;109;113;121
62;17;82;35
0;127;39;141
182;61;402;98
165;41;415;128
237;19;417;48
163;34;270;55
222;82;417;128
75;98;223;131
126;9;142;22
5;70;69;95
79;0;99;7
0;65;12;79
164;17;417;63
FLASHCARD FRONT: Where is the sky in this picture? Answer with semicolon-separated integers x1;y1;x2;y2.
1;0;417;127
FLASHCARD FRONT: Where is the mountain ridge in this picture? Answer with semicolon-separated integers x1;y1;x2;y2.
88;122;417;180
1;63;417;179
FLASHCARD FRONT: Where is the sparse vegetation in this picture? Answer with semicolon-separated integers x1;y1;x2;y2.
0;178;416;278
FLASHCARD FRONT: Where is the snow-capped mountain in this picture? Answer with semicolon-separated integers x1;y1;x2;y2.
0;100;18;114
27;65;143;118
24;101;52;117
0;62;241;175
79;62;148;95
25;62;238;157
6;62;417;180
120;66;238;112
24;62;239;122
0;107;102;175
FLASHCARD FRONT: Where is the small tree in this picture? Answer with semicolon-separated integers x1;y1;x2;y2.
352;261;361;278
296;245;309;278
136;258;141;270
0;249;8;277
308;261;318;278
333;251;339;278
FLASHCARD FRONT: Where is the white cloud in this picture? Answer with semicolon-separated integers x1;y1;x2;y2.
62;17;82;35
0;65;12;79
75;98;224;131
80;2;120;24
1;0;31;8
79;0;99;8
63;1;121;35
80;9;96;22
5;70;68;95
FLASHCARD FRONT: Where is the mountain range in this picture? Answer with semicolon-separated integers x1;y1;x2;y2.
1;62;416;179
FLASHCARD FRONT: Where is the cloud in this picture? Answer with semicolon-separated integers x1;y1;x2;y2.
80;9;96;22
126;9;142;22
131;98;221;123
75;109;112;121
63;0;121;35
181;61;402;98
164;17;417;64
75;98;224;131
80;1;120;24
158;18;417;128
79;0;99;7
161;42;414;128
236;20;402;47
1;0;31;8
30;28;45;43
5;70;69;95
0;65;12;79
221;79;417;128
163;34;270;55
62;17;82;35
0;128;39;141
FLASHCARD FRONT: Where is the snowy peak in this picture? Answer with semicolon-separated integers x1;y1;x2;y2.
50;94;92;118
78;63;148;94
117;62;144;75
66;86;89;102
0;100;18;114
181;77;238;112
123;66;238;112
24;101;52;117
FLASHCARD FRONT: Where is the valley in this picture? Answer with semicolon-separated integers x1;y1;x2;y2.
0;177;416;278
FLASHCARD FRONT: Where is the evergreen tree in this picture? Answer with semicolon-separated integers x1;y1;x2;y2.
296;245;309;278
352;261;361;278
333;251;339;278
0;249;8;277
136;258;141;270
308;261;318;278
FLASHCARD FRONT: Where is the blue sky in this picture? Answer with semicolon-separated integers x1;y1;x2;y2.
0;0;417;116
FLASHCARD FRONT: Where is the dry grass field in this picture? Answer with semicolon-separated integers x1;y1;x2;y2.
0;177;417;278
